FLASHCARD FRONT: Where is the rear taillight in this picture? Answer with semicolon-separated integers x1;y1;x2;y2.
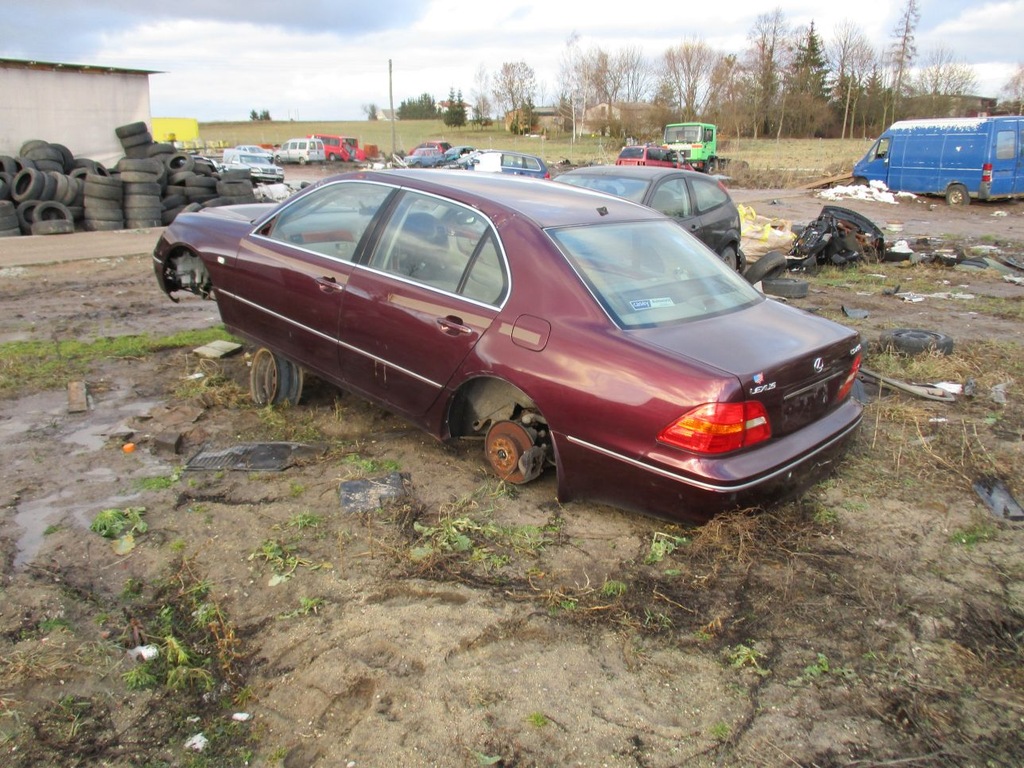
659;401;771;454
837;353;862;401
982;163;993;183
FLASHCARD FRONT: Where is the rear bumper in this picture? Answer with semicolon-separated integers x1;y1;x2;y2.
556;398;863;525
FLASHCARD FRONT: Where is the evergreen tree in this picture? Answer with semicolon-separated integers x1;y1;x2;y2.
443;88;467;129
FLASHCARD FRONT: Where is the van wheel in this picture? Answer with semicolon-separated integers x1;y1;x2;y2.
945;184;969;206
298;157;307;166
852;176;868;186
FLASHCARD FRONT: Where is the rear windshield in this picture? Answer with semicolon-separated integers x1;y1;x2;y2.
618;147;643;159
547;220;760;328
558;174;648;203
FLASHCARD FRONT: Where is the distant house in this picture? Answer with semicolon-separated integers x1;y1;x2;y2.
0;57;157;166
582;102;660;135
376;108;397;121
502;106;561;134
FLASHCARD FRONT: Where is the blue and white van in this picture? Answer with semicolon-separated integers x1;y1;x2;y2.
853;117;1024;205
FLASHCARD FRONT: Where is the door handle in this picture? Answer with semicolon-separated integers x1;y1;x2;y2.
315;275;340;294
436;316;473;336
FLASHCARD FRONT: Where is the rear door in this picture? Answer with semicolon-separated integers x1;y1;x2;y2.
989;120;1022;197
340;190;507;423
230;181;395;382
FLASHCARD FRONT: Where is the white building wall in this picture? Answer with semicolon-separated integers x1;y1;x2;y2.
0;65;152;168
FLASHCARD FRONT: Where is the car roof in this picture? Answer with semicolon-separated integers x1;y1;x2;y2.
559;165;698;182
325;169;658;229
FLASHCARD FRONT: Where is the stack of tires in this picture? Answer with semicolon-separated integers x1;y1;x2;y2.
1;141;83;236
83;173;124;231
0;123;262;237
0;200;19;237
116;158;164;229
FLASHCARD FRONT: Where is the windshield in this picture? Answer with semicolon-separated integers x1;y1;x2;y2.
664;125;701;144
557;174;649;203
548;220;760;328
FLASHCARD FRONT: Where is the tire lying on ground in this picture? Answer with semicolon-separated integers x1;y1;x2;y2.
879;329;955;356
761;277;809;299
742;249;788;285
0;200;20;236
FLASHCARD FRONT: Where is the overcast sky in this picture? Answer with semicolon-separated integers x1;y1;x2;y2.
5;0;1022;121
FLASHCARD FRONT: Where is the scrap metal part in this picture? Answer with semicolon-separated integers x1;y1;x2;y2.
789;205;885;270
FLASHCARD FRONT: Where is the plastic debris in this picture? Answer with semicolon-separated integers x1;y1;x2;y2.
973;476;1024;521
128;644;160;661
232;712;253;722
184;733;208;752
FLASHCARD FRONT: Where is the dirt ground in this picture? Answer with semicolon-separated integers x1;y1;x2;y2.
1;176;1023;768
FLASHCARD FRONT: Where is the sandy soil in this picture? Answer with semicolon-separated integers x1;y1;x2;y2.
1;183;1023;767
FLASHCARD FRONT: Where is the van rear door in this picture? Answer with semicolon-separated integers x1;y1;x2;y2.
987;120;1023;198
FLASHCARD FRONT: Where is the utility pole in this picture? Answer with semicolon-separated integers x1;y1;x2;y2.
389;59;396;161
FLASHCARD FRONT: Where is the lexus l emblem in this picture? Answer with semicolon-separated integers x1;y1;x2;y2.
813;357;824;373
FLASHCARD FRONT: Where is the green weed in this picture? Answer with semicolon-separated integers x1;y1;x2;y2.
644;531;690;564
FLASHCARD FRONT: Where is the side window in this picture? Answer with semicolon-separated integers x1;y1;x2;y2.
875;137;890;159
995;129;1015;161
524;157;541;172
650;178;692;218
262;181;393;262
370;192;503;301
691;175;729;214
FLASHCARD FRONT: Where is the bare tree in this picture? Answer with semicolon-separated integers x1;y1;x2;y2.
615;45;653;103
493;61;537;133
914;45;978;96
887;0;920;122
827;20;875;138
1002;63;1024;114
745;8;790;138
558;33;596;140
471;65;493;125
662;38;720;121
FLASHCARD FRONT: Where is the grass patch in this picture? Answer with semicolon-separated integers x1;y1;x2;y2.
0;327;236;398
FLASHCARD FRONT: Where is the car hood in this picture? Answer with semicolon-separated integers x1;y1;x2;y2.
633;298;860;437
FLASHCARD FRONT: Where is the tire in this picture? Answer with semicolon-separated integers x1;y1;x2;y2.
16;200;43;233
250;348;304;406
115;121;149;139
879;329;955;356
298;156;307;165
762;277;809;299
165;154;195;173
852;176;868;186
718;244;740;272
706;158;718;174
123;181;162;197
742;249;788;285
945;183;969;207
83;219;124;232
11;168;45;202
31;219;74;235
33;200;73;223
120;131;154;149
84;180;124;201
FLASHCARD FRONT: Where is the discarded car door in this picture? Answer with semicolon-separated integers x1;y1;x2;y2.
852;117;1024;205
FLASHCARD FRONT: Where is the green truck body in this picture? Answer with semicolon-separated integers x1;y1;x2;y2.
662;122;724;173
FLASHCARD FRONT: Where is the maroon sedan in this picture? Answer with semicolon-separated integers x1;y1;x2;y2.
154;170;862;525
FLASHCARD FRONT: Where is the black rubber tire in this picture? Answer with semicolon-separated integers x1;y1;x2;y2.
31;219;74;235
115;121;149;139
123;181;162;197
706;158;718;174
742;250;788;285
120;132;154;150
879;329;955;356
719;244;740;272
0;155;22;175
762;277;809;298
165;153;195;173
16;200;43;232
161;205;186;225
185;175;217;189
945;184;970;207
83;180;124;201
852;176;868;186
33;200;73;223
11;168;45;202
0;227;21;238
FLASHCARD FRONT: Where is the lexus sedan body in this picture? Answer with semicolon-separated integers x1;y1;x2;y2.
557;165;744;271
153;170;863;525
